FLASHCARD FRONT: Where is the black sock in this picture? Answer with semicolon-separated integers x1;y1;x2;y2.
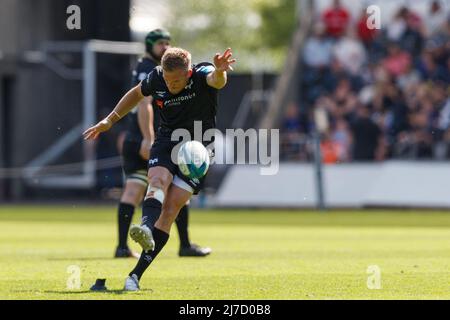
141;198;162;230
129;227;169;280
118;203;135;248
176;205;191;248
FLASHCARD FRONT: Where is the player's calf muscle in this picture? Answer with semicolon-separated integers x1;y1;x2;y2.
158;185;192;228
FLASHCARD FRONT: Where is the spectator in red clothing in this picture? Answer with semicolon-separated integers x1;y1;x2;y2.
322;0;350;38
321;131;340;164
382;43;412;78
356;9;378;46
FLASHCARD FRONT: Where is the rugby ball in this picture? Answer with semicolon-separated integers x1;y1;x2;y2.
177;141;210;179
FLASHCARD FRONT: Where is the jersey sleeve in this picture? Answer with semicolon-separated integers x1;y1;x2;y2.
140;70;156;97
195;63;216;88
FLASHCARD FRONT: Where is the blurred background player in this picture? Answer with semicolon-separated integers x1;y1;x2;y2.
115;28;212;258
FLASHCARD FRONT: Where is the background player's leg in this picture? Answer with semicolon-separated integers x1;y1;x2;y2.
175;205;191;248
176;204;212;257
129;184;192;280
115;180;146;258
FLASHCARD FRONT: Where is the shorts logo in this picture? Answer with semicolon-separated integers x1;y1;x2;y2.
190;178;200;185
156;100;164;108
149;158;159;165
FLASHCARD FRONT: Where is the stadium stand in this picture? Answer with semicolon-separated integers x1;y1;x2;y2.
282;0;450;162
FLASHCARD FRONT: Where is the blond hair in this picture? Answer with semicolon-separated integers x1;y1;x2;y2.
161;47;192;71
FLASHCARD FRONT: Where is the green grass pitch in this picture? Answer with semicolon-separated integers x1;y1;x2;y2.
0;205;449;300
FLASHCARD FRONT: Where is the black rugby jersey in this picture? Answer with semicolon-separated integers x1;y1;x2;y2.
140;63;218;139
125;57;160;141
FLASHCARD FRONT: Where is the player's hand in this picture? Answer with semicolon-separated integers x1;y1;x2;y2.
83;119;112;140
139;139;152;160
213;48;236;72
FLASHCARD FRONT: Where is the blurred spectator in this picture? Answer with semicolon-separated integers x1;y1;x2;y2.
397;62;421;91
282;102;302;132
333;31;367;75
373;81;409;139
330;78;358;117
425;32;449;72
349;105;383;161
387;7;409;42
281;103;309;161
331;118;352;162
303;23;334;69
382;43;412;78
356;8;378;47
408;110;434;158
321;0;350;38
401;11;426;57
438;93;450;125
286;1;450;163
323;59;364;93
417;50;448;82
425;0;447;36
320;131;340;164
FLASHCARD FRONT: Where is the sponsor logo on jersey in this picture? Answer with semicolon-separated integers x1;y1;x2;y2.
164;92;196;106
156;100;164;108
184;79;194;90
149;158;159;165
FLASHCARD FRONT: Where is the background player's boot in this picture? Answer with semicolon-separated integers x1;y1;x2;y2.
124;274;140;291
130;224;155;252
179;243;212;257
114;246;140;259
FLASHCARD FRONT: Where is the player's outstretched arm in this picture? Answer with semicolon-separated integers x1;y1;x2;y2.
137;96;154;160
83;84;145;140
207;48;236;90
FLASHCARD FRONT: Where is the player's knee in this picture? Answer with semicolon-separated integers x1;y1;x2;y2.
123;185;137;198
145;184;165;204
147;175;166;190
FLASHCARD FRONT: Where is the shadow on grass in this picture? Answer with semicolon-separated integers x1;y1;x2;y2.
13;289;153;295
44;289;153;295
47;257;115;261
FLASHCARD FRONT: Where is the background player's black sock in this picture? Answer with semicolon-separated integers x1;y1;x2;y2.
118;203;135;248
129;228;169;280
176;205;191;248
142;198;162;231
